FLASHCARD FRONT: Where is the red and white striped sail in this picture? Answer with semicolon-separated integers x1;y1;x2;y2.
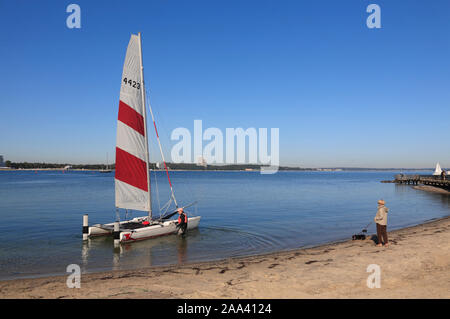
115;34;150;212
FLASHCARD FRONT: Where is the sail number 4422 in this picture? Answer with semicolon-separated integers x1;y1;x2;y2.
123;78;140;90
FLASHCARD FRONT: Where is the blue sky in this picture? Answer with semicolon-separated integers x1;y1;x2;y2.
0;0;449;168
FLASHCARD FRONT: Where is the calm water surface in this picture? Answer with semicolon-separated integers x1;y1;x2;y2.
0;170;449;280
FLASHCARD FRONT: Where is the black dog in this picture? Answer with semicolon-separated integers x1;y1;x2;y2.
352;234;366;240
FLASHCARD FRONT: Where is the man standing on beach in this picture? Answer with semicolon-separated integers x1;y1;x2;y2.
374;200;389;247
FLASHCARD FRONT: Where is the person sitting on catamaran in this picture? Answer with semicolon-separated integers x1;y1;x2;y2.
177;208;188;235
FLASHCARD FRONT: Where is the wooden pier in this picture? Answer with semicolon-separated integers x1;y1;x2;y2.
392;174;450;190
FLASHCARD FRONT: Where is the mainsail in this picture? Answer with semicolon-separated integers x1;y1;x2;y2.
433;162;442;176
115;34;151;213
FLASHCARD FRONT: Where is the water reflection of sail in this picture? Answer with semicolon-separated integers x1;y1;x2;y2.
83;229;199;273
115;241;154;270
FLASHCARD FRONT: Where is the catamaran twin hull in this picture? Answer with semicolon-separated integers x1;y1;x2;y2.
89;216;201;242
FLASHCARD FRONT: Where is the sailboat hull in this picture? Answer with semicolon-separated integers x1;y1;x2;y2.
120;216;201;242
88;216;201;242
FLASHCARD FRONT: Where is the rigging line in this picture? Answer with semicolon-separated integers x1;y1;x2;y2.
162;201;171;213
145;91;199;208
162;198;172;215
154;172;174;217
152;100;183;202
145;89;198;212
153;168;162;214
146;92;200;214
145;90;179;208
157;198;173;221
145;88;173;168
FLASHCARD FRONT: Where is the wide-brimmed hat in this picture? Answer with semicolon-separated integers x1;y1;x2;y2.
378;199;385;205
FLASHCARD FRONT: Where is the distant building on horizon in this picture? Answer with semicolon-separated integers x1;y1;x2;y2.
196;156;207;167
0;155;4;167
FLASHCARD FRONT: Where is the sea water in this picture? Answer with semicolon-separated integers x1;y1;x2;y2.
0;170;449;280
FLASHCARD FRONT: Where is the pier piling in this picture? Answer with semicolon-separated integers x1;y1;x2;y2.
392;174;450;190
82;214;89;240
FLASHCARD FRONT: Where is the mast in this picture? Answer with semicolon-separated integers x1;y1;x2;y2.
138;32;152;219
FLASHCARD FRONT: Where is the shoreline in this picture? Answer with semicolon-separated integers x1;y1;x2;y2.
1;216;448;298
413;185;450;195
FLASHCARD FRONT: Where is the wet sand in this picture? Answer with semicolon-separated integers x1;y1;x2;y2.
0;217;449;299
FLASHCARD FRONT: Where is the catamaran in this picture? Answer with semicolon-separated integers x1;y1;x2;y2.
85;33;201;243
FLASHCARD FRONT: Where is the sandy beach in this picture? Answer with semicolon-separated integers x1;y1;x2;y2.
0;216;448;299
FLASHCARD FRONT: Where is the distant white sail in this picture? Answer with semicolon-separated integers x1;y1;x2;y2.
114;34;150;212
433;162;442;176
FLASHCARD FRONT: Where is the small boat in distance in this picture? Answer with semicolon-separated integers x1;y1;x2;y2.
86;33;201;243
99;152;112;173
433;162;443;176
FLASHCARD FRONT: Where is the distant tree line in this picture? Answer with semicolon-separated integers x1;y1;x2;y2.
5;161;310;171
5;162;115;170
